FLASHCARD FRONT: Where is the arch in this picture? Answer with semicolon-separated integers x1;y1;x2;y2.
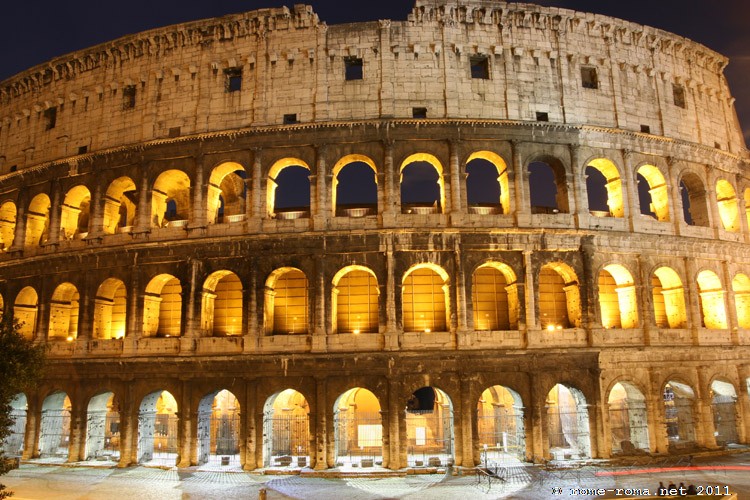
266;158;311;219
539;263;581;329
636;165;669;222
48;282;80;341
2;393;27;457
598;264;638;329
679;172;709;226
14;286;38;339
137;390;179;466
652;267;688;329
696;270;728;329
744;188;750;234
59;185;91;239
585;158;624;218
103;176;137;234
197;389;241;467
528;156;569;214
207;161;247;224
402;264;449;332
716;179;740;232
466;151;509;215
332;154;378;217
732;273;750;329
663;380;696;448
0;201;17;250
262;389;310;468
405;386;454;467
545;384;591;459
264;268;308;335
85;392;120;461
333;388;383;468
710;379;738;446
151;169;191;228
202;271;243;336
471;262;519;330
39;391;71;460
607;382;649;454
332;266;379;334
93;278;127;339
477;385;525;463
25;193;50;247
400;153;445;214
143;274;182;337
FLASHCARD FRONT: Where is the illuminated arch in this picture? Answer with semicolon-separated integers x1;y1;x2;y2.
14;286;38;339
262;389;310;467
607;381;649;453
466;151;510;215
137;390;179;465
332;265;379;334
48;282;80;341
545;384;590;459
710;379;739;446
332;154;378;217
472;262;519;330
59;185;91;240
197;389;241;467
333;388;383;467
733;273;750;329
477;385;525;461
85;392;120;461
598;264;638;329
264;268;309;335
201;270;243;336
266;158;311;218
207;161;247;224
636;165;669;222
679;171;710;226
93;278;127;339
652;267;688;329
151;169;191;228
0;201;17;250
585;158;624;218
143;274;182;337
25;193;51;247
39;391;72;459
103;177;137;234
696;270;728;329
539;262;581;329
400;153;445;214
528;156;569;214
716;179;740;232
402;263;449;332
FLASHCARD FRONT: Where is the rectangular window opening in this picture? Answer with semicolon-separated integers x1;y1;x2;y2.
224;67;242;92
43;107;57;130
412;107;427;119
673;84;686;108
344;56;364;81
535;112;549;122
123;85;137;110
581;66;598;89
283;114;298;124
77;146;88;155
470;55;490;79
640;124;651;134
168;127;181;138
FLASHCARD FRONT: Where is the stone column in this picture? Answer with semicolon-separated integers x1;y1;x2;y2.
21;395;40;460
460;378;474;467
449;140;461;219
244;260;259;352
646;395;668;454
125;268;142;354
387;378;403;469
177;381;192;468
580;236;597;341
721;261;740;344
313;377;328;469
511;141;529;224
190;155;206;229
86;182;105;239
527;375;545;462
568;144;582;219
67;397;87;462
382;141;398;225
242;383;257;470
696;367;719;449
737;365;750;444
589;400;604;459
311;256;326;352
384;236;399;350
683;257;701;342
134;173;151;233
622;150;640;232
117;395;135;467
75;280;92;356
46;181;61;245
637;255;654;345
523;250;538;331
313;145;328;230
184;259;201;339
454;240;469;346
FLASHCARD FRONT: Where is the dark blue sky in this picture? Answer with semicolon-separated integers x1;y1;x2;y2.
1;1;748;142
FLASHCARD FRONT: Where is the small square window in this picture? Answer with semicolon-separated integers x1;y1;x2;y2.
640;124;651;133
9;165;17;172
470;55;490;79
412;107;427;119
224;67;242;92
77;146;88;155
168;127;181;138
283;114;298;124
344;57;363;81
123;85;137;110
535;112;549;122
43;107;57;130
673;84;686;108
581;67;598;89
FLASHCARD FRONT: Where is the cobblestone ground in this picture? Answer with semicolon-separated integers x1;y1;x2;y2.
3;454;750;500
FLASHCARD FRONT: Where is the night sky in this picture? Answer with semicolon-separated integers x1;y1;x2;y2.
1;1;748;141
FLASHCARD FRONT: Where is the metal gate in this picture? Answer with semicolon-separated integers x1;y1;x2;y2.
546;408;590;459
334;411;382;467
39;408;71;458
406;408;454;467
86;411;121;460
712;396;738;446
263;413;310;467
138;412;178;466
608;403;649;453
477;410;525;463
207;413;240;466
2;409;26;457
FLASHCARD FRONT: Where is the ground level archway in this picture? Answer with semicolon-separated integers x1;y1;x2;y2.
333;388;383;468
663;381;696;451
262;389;310;469
711;380;739;447
39;391;72;460
476;385;525;464
85;392;120;461
607;382;649;454
137;390;178;466
405;386;454;467
545;384;591;460
197;389;241;468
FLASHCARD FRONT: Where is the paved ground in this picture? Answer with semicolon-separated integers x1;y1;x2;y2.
2;453;750;499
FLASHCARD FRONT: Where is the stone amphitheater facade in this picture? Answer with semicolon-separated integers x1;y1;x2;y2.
1;0;749;471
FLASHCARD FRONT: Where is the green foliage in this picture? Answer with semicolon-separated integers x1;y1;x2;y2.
0;317;46;498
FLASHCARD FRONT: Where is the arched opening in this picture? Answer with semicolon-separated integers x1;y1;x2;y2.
48;282;80;341
197;390;241;468
202;271;243;336
539;263;581;330
679;173;710;226
545;384;591;460
264;268;308;335
2;393;27;457
466;151;509;215
207;162;247;224
636;165;669;222
59;185;91;240
334;388;383;468
405;387;454;467
93;278;127;339
0;201;17;250
477;385;525;464
103;176;137;234
663;381;696;449
14;286;38;339
598;264;638;329
24;193;50;247
151;169;191;228
696;270;728;329
402;264;449;333
143;274;182;337
332;266;379;334
471;263;519;331
711;380;738;447
529;158;568;214
262;389;310;468
400;153;445;214
732;273;750;329
137;390;179;466
39;391;72;460
607;382;649;454
585;159;624;218
652;267;688;329
85;392;120;461
744;188;750;234
332;155;378;217
267;158;311;219
716;179;740;232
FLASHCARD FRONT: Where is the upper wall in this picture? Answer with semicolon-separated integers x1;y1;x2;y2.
0;1;744;172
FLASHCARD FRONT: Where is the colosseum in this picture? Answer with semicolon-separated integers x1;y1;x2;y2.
0;0;749;473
